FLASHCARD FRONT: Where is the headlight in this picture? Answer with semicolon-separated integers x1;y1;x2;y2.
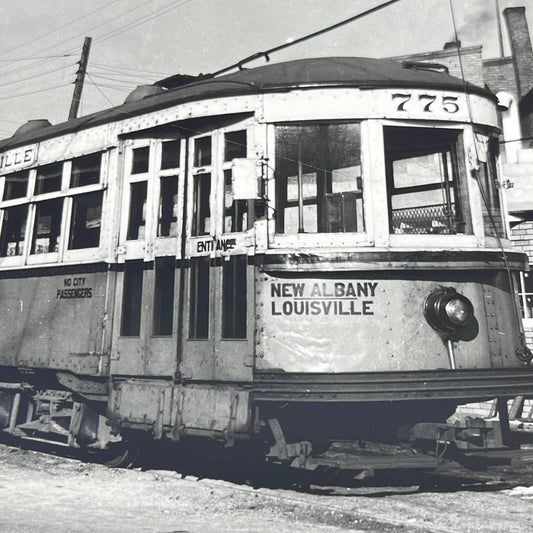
424;287;474;336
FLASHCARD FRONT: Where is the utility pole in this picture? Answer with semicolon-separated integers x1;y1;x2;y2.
495;0;505;59
68;36;92;120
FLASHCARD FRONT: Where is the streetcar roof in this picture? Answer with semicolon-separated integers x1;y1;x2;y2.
0;56;495;152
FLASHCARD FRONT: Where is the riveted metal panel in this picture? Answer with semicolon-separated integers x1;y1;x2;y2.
255;271;519;373
261;89;498;127
0;267;108;375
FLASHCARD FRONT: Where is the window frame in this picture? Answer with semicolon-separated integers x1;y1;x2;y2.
267;120;373;249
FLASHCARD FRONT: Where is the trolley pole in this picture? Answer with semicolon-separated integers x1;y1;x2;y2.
68;36;92;120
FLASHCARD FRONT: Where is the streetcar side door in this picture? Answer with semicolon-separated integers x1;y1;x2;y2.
110;135;184;377
180;119;254;382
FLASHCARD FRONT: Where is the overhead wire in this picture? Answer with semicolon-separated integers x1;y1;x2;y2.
0;0;124;58
209;0;403;77
93;0;195;45
0;83;71;102
0;62;76;90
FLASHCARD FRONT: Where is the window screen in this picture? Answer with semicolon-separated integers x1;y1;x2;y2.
31;198;63;254
69;191;103;249
0;205;28;256
384;127;471;235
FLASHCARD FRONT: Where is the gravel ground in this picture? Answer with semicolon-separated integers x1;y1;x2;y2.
1;443;533;532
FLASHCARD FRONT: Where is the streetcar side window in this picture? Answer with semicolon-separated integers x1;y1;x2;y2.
0;205;28;256
70;153;101;187
477;135;505;238
127;181;147;240
153;256;175;335
384;127;471;235
189;257;210;339
223;130;248;233
68;153;104;250
222;255;247;339
35;163;62;195
275;123;363;234
31;198;63;254
3;170;29;200
69;191;103;249
192;173;211;236
158;176;179;237
121;260;144;336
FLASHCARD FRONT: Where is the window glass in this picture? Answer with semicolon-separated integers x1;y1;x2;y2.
132;146;150;174
189;257;209;339
158;176;178;237
194;137;211;167
520;271;533;319
71;153;101;187
224;130;247;161
222;255;247;339
31;198;63;254
275;123;363;234
121;260;143;336
192;173;211;236
35;163;62;195
384;127;471;235
224;170;247;232
69;191;103;249
477;136;505;238
3;170;29;200
0;205;28;256
161;140;180;170
153;256;175;335
127;181;147;240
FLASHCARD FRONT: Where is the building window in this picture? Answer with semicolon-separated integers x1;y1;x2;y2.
132;146;150;174
71;153;101;187
31;198;63;254
121;260;144;336
127;181;147;240
153;256;175;335
224;130;247;161
275;122;363;234
0;205;28;256
35;163;62;195
189;257;209;339
69;191;103;249
222;255;247;339
384;127;471;235
158;176;178;237
3;170;29;200
519;271;533;319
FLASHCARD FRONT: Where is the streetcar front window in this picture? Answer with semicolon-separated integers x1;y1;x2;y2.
275;122;363;234
384;127;471;235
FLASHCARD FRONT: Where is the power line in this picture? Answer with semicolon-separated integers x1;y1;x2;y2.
0;83;71;102
0;0;124;58
94;0;195;45
0;54;76;63
0;62;76;89
210;0;403;78
91;62;169;77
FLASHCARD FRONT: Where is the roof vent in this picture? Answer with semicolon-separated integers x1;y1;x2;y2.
13;119;52;137
124;84;165;104
402;61;449;74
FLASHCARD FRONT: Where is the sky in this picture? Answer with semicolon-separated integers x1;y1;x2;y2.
0;0;532;138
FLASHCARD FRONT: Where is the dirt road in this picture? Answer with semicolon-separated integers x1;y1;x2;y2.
1;443;533;532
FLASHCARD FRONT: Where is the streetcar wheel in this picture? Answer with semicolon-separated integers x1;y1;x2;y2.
101;442;142;468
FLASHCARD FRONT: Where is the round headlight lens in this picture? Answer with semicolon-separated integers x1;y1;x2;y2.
445;298;473;326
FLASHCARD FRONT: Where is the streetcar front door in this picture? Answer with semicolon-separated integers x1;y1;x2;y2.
180;120;254;383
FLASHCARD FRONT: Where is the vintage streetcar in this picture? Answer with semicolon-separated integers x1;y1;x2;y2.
0;57;532;474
